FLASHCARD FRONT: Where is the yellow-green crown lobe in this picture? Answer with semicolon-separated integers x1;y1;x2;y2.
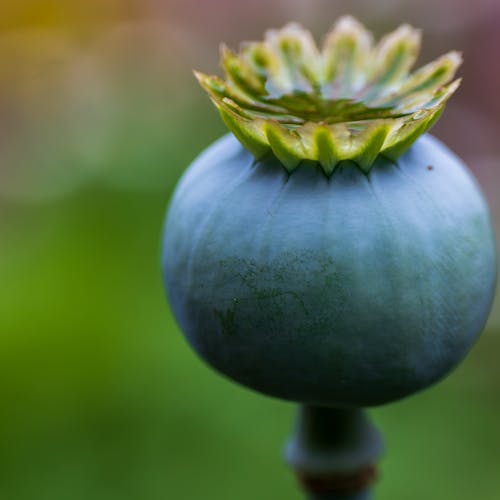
196;16;462;174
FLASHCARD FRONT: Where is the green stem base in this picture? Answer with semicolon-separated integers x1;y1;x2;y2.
285;406;383;500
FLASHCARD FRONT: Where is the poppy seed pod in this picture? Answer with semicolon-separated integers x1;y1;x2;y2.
162;17;497;408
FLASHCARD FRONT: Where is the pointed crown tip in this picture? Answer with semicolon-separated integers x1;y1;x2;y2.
194;16;462;173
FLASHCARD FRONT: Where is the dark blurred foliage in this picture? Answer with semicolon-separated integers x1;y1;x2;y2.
0;1;499;499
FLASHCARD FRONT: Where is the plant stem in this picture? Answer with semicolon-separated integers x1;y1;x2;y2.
285;405;383;499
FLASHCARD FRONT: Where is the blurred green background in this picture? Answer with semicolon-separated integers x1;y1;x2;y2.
0;1;499;499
